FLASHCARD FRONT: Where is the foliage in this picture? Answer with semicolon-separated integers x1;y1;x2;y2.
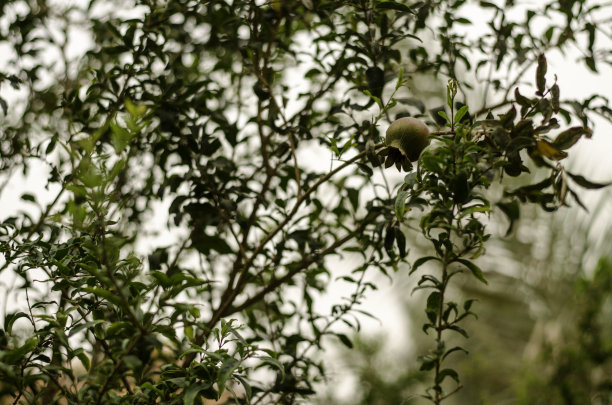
321;192;612;405
0;0;610;404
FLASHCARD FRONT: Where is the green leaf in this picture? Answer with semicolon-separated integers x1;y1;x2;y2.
3;337;39;364
376;1;414;13
4;312;29;334
459;204;490;218
125;99;147;117
336;333;353;348
454;105;469;125
514;87;532;107
84;287;125;308
553;126;592;150
442;346;469;360
363;89;382;109
357;162;373;176
585;55;597;72
397;97;425;113
410;256;440;275
404;172;417;188
105;321;132;338
184;382;212;405
479;1;500;9
217;357;240;394
110;120;134;153
68;320;106;337
78;159;103;188
551;83;560;113
395;227;407;258
437;110;450;125
448;324;469;338
536;54;547;95
234;375;252;402
365;67;384;99
418;355;437;371
0;97;7;115
436;368;460;384
395;190;410;221
20;193;37;203
426;291;441;316
566;171;612;189
191;231;233;255
258;355;285;382
179;347;205;359
384;226;395;253
497;200;520;235
395;68;403;90
77;352;91;371
454;258;487;284
123;355;142;370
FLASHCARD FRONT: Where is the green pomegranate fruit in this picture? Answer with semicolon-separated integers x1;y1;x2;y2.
385;117;430;162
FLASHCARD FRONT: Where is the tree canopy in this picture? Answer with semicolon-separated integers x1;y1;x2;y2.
0;0;611;404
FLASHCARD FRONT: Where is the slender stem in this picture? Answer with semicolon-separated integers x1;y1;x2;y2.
434;260;448;405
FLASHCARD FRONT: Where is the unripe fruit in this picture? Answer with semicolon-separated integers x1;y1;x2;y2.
385;117;430;162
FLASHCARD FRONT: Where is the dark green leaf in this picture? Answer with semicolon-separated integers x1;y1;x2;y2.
184;383;213;405
566;172;612;189
551;83;560;113
442;346;469;360
3;338;39;364
497;200;520;235
5;312;29;335
410;256;440;275
553;126;592;150
454;105;469;124
418;355;437;371
217;357;240;394
585;56;598;73
191;231;233;255
454;258;487;284
376;1;415;13
514;87;532;108
426;291;441;316
395;227;407;258
335;333;353;348
436;368;460;384
384;226;395;253
536;54;547;95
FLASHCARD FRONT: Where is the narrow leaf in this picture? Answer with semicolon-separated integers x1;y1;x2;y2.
5;312;29;334
566;171;612;189
553;126;592;150
436;368;460;384
410;256;440;275
551;83;560;113
376;1;414;13
336;333;353;348
395;190;410;221
217;357;240;394
3;338;39;364
454;105;469;125
454;258;487;284
442;346;469;360
536;54;547;95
